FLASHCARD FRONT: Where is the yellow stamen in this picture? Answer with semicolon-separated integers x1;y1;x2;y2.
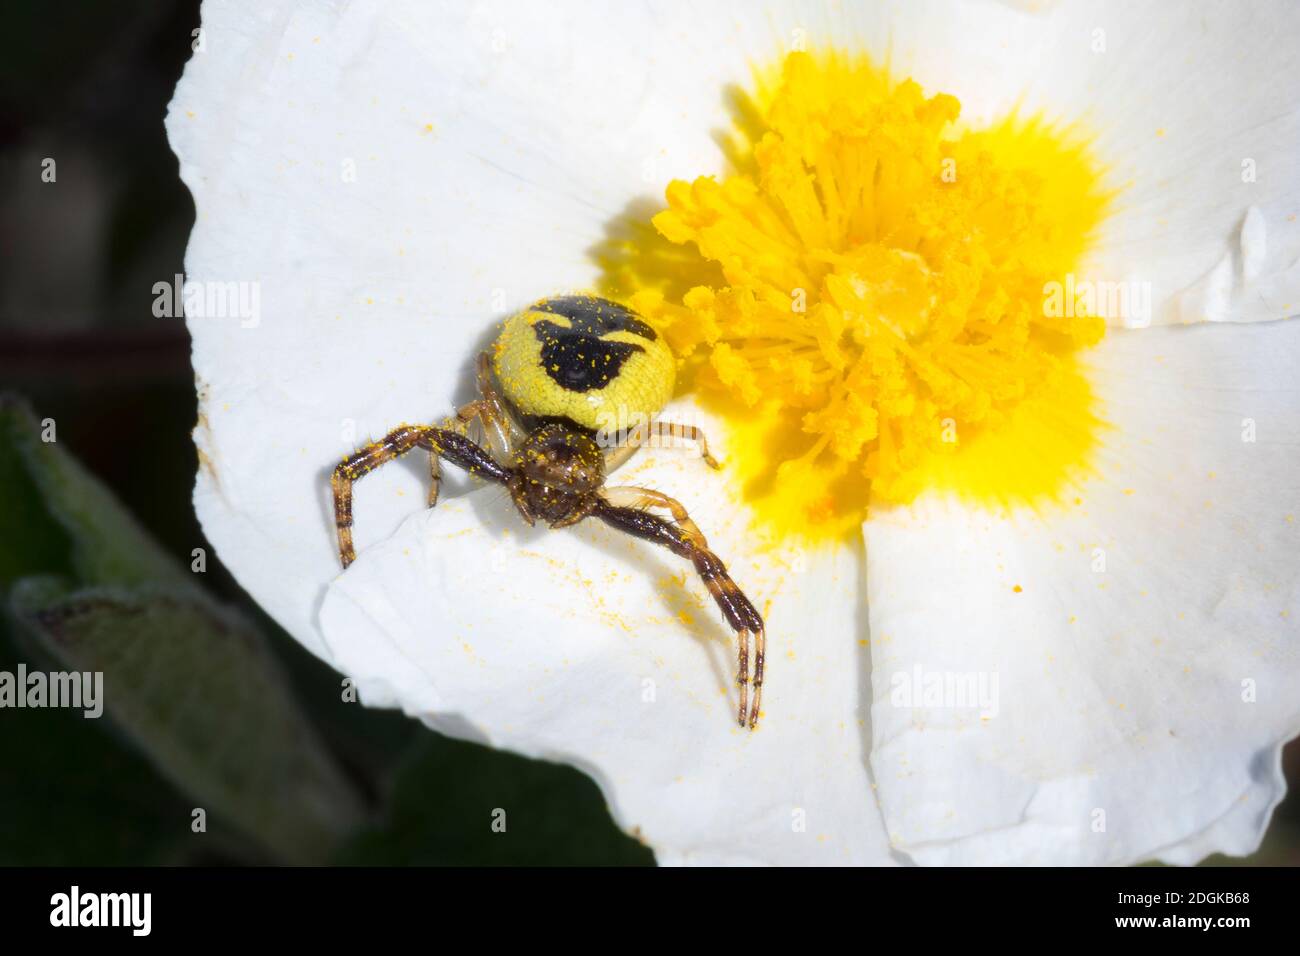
601;50;1113;543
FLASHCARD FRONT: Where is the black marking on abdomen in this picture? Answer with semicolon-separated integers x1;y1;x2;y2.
535;295;659;341
533;319;644;393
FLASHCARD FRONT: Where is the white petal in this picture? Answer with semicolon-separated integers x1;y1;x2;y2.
860;1;1300;327
165;0;796;660
865;318;1300;865
1241;206;1268;284
318;404;893;865
166;2;670;657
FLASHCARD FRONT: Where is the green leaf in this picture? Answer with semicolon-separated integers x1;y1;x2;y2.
9;582;366;864
0;396;185;590
0;395;366;863
0;623;193;865
0;407;74;586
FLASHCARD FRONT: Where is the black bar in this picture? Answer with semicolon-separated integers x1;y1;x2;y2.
0;865;1285;942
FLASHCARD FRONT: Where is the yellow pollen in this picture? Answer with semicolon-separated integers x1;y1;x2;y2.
600;51;1113;543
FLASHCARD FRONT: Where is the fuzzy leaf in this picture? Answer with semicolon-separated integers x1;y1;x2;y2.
0;395;364;863
10;582;365;863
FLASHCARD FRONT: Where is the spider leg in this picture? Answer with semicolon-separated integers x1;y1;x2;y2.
426;452;443;508
601;420;722;474
591;495;765;728
599;485;709;549
331;424;510;568
433;354;522;506
448;352;524;461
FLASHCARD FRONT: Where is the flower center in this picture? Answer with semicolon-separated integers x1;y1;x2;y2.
603;51;1112;543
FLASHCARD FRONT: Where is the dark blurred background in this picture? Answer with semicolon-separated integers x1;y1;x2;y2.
0;0;1293;866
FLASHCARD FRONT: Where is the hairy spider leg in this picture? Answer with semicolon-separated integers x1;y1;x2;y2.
599;485;710;554
331;424;509;568
592;495;765;728
454;353;525;455
601;420;722;474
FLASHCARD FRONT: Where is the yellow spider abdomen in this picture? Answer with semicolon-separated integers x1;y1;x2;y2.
493;295;675;433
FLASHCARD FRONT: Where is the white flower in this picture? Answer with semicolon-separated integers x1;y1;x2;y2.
167;0;1300;865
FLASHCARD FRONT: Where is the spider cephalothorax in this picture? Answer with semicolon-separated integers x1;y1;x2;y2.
508;422;605;526
331;295;766;728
